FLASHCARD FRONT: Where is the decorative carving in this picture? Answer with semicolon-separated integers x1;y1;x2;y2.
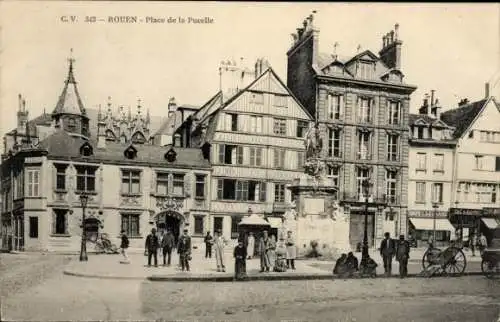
305;124;323;160
156;196;184;212
120;195;141;205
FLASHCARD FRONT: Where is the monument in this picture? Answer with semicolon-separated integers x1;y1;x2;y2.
288;124;351;254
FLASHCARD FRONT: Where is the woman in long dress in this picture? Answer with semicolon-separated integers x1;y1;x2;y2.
246;232;255;259
214;230;226;272
259;231;272;272
233;240;247;280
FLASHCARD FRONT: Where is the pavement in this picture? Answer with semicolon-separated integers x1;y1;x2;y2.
63;246;485;281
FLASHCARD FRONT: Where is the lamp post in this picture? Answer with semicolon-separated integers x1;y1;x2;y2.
455;200;462;245
432;202;438;246
361;179;372;265
79;194;89;262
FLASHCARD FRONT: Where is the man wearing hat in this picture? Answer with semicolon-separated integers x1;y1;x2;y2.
395;234;410;278
177;228;192;271
145;228;159;267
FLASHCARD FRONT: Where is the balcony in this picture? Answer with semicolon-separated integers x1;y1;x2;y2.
357;152;372;161
327;151;342;159
341;192;390;207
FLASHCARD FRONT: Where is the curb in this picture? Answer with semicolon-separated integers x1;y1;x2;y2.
63;269;486;282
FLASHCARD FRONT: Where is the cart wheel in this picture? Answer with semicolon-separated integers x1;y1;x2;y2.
422;247;439;271
481;259;499;279
442;246;466;276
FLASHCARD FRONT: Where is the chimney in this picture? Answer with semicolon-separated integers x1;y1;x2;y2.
97;126;106;149
431;98;442;119
458;98;470;107
485;82;490;98
430;90;435;107
168;97;177;119
379;23;403;70
419;93;430;115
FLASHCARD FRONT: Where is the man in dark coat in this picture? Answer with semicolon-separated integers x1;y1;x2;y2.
346;252;359;277
395;234;410;278
379;232;396;276
120;230;130;264
161;229;175;266
145;228;159;267
177;228;192;271
204;231;214;259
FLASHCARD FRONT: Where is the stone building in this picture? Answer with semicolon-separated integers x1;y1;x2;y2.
1;55;211;252
286;12;417;249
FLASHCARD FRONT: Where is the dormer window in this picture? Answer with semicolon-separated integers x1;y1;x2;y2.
124;145;137;159
80;142;93;157
417;127;424;139
358;62;373;79
120;135;127;144
165;147;177;163
68;117;76;130
131;131;146;144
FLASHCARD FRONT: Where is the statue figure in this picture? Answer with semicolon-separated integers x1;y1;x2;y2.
305;124;323;160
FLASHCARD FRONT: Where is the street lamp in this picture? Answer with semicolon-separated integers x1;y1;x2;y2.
455;200;462;244
432;202;439;246
79;194;89;262
361;179;372;265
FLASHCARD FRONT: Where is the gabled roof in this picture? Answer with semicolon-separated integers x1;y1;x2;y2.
409;114;454;129
344;50;379;65
440;99;488;138
52;60;87;117
193;91;223;123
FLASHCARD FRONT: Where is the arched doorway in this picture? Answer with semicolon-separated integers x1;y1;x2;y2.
155;211;183;245
84;218;100;242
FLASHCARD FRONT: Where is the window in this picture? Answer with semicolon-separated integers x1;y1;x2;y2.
250;116;263;133
68;117;76;129
231;215;244;238
416;182;426;203
386;171;397;203
496;157;500;172
156;173;185;195
249;147;263;166
15;170;24;199
472;183;497;203
274;149;286;169
358;62;373;79
121;170;141;194
217;179;266;202
213;217;223;234
273;95;288;107
121;214;140;237
26;169;40;197
227;113;238;132
327;94;342;120
52;209;68;235
297;121;309;138
194;215;204;235
433;154;444;172
327;166;340;200
218;144;242;165
29;217;38;238
195;174;206;198
328;129;341;158
273;118;287;136
156;173;169;195
475;155;484;170
388;101;400;125
469;131;474;138
432;183;443;203
55;165;67;190
249;92;264;105
172;173;184;195
356;168;370;200
236;181;249;201
275;183;286;203
416;153;427;171
76;166;96;192
387;134;399;161
358;98;372;123
417;127;424;139
357;132;371;160
297;151;305;169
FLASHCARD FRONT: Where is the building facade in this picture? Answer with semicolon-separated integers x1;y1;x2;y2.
1;56;211;252
286;12;417;248
177;61;313;240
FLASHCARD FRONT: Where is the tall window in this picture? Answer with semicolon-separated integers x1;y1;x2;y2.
496;157;500;172
297;120;309;138
386;171;397;203
227;113;238;132
236;181;249;201
273;118;287;136
357;131;371;160
274;149;286;169
231;215;244;239
15;170;24;198
172;174;184;195
249;92;264;105
29;217;38;238
388;101;400;125
417;127;424;139
219;144;242;165
433;154;444;172
415;182;426;203
26;169;40;197
52;209;68;235
121;214;140;237
195;174;206;198
416;153;427;171
356;168;370;200
218;179;266;202
121;170;141;194
387;134;399;161
55;165;67;190
249;147;263;166
329;129;341;158
358;98;372;123
273;95;288;107
156;173;185;195
327;166;340;200
76;166;96;192
432;183;443;203
274;183;286;203
194;215;204;235
156;173;169;195
249;116;263;133
297;151;305;169
358;62;373;79
475;155;484;170
327;94;342;120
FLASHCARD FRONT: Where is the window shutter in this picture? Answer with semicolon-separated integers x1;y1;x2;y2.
184;173;191;197
327;94;331;118
217;179;223;200
52;166;57;190
218;144;225;164
273;149;278;168
496;157;500;172
64;211;69;234
225;114;231;131
260;182;267;201
340;95;344;118
51;211;56;234
370;98;375;123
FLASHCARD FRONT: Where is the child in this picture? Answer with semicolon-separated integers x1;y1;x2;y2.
234;240;247;280
274;237;288;272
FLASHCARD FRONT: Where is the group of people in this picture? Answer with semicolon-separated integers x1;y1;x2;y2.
142;228;192;271
469;233;488;257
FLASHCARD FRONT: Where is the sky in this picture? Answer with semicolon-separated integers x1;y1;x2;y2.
1;2;499;143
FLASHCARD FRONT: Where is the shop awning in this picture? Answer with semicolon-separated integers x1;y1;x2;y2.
266;217;282;229
481;218;499;229
238;214;270;226
409;218;455;232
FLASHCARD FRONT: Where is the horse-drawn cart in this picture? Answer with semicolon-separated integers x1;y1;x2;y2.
481;239;500;279
421;245;467;277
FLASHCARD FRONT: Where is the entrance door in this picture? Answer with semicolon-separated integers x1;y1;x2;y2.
349;211;375;250
84;218;100;242
156;212;181;246
213;217;223;234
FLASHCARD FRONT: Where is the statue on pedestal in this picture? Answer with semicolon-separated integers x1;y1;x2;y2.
304;124;326;179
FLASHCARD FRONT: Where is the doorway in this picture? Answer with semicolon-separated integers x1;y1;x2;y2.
349;211;375;250
156;212;182;245
84;218;100;242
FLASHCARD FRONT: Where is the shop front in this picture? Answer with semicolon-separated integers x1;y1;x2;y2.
408;214;455;248
450;207;500;245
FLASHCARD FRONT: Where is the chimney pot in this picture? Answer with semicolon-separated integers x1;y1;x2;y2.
394;23;399;40
485;82;490;98
382;36;387;48
430;90;435;107
390;31;395;43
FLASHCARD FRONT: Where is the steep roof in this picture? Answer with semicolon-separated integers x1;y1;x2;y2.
441;99;487;138
52;59;87;117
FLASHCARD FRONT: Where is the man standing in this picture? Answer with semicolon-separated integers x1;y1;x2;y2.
259;230;273;272
395;234;410;278
379;232;395;276
285;231;296;270
246;232;255;259
214;230;226;272
161;229;175;266
145;228;159;267
204;231;214;259
471;233;477;257
120;230;130;264
479;233;488;256
177;228;192;271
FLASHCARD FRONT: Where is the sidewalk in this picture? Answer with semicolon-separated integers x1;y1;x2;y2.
63;246;484;282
